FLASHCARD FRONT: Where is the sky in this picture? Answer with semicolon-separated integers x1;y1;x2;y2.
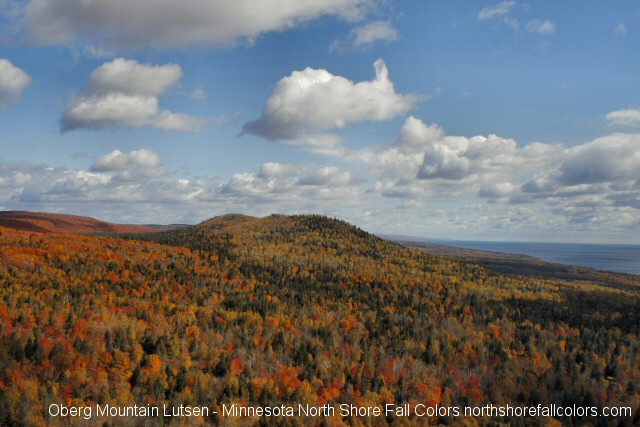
0;0;639;243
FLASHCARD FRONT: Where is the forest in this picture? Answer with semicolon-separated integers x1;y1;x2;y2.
0;213;639;426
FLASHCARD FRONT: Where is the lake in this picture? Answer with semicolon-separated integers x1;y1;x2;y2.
430;240;640;275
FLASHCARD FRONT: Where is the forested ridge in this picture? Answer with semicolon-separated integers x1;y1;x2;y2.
0;213;639;426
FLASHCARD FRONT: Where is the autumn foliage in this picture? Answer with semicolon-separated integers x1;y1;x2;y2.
0;214;639;425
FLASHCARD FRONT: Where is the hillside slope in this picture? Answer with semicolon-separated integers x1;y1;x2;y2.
0;214;639;425
0;210;178;234
393;239;640;291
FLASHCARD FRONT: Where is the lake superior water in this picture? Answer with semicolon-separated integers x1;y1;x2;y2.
430;240;640;276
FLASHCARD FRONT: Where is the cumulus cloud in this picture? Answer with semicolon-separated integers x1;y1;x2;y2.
606;109;640;127
525;19;555;35
331;21;399;51
350;118;640;238
0;155;213;207
62;93;159;131
353;115;561;200
478;182;517;198
242;59;419;149
395;115;446;154
507;133;640;233
0;59;32;108
0;155;363;225
2;128;638;241
353;116;444;180
86;58;182;96
527;133;640;189
415;134;552;182
23;0;374;50
90;149;166;180
223;162;356;198
61;58;204;132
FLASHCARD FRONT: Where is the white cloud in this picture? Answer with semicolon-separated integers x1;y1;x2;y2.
352;116;444;179
417;133;535;181
152;111;205;132
283;134;347;157
354;120;640;239
349;117;561;192
478;3;557;38
2;128;639;241
478;1;516;20
557;133;640;186
0;155;363;225
614;23;627;38
0;158;214;206
478;182;517;198
516;133;640;230
242;59;419;149
395;116;445;155
478;2;520;32
606;109;640;127
351;21;399;47
0;59;32;108
61;58;204;132
332;21;399;51
90;149;166;180
525;19;556;35
418;136;483;180
23;0;374;50
87;58;181;96
353;116;561;199
298;166;354;187
62;93;159;131
222;162;358;203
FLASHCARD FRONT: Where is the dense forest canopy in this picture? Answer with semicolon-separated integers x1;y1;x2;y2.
0;213;639;426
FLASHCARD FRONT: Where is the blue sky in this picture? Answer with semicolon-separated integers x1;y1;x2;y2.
1;0;639;243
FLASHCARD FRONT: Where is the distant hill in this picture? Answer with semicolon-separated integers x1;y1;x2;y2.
0;210;184;234
140;213;383;265
389;238;640;292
